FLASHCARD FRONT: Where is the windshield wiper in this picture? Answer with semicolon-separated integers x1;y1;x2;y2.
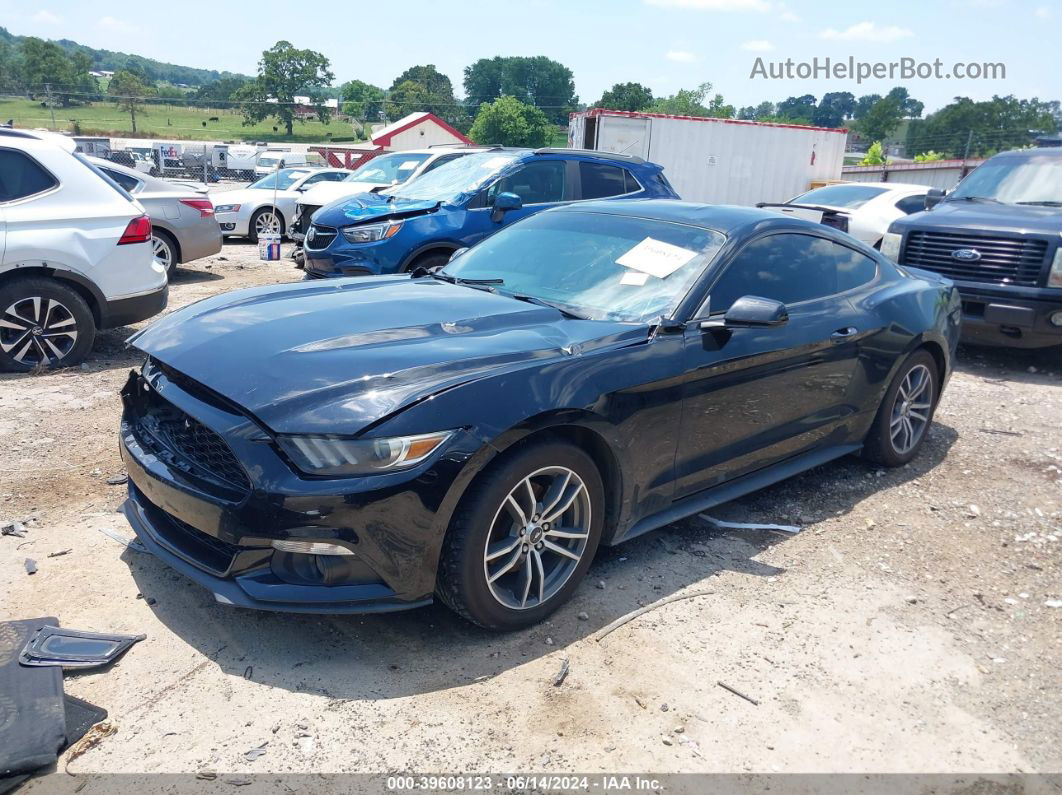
1016;200;1062;207
507;292;590;320
429;272;504;292
948;195;1004;204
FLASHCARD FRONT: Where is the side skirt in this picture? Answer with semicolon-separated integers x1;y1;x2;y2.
609;443;862;546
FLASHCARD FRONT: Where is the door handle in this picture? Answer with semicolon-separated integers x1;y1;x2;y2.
831;327;858;340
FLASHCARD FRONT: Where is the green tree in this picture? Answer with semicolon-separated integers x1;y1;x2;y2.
387;64;465;128
339;79;385;120
914;150;944;162
812;91;855;127
18;38;76;104
776;94;817;124
649;82;732;118
885;86;924;119
858;95;905;143
464;56;578;124
194;77;251;108
860;141;887;165
905;94;1058;158
468;95;550;147
853;94;882;120
594;82;654;112
110;70;152;133
385;79;433;121
237;41;334;136
0;39;18;91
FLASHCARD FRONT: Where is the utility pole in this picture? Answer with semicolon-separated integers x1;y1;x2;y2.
961;129;974;177
45;83;57;130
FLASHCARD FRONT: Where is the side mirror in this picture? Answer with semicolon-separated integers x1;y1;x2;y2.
449;247;469;262
924;188;945;210
491;191;522;223
700;296;788;331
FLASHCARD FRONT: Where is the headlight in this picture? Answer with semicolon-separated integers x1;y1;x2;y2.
341;220;403;244
277;430;454;476
1049;247;1062;288
880;232;903;261
214;204;240;213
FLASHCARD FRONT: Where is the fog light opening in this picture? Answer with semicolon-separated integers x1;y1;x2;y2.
271;540;355;556
1049;311;1062;328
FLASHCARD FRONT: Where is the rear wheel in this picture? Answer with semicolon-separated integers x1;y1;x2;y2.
0;278;96;372
436;440;604;630
249;207;283;243
862;349;938;467
151;228;179;277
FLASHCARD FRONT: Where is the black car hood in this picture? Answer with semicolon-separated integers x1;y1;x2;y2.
312;192;439;228
129;277;644;435
894;200;1062;235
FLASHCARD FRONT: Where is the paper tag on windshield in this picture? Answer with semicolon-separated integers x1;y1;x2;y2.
399;160;420;170
616;237;698;278
620;270;649;286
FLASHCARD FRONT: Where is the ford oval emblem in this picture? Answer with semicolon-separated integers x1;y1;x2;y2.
951;248;981;262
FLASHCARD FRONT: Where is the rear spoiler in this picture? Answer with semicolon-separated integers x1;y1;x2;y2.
756;202;850;234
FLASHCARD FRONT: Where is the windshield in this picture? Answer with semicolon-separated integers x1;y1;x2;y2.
346;153;430;185
442;210;725;323
949;154;1062;205
389;151;521;203
790;184;887;209
248;169;309;190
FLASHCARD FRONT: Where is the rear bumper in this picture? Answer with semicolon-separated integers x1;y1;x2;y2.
955;283;1062;348
99;284;168;329
176;222;223;263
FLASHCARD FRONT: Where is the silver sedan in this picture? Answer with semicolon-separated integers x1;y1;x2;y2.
90;157;223;276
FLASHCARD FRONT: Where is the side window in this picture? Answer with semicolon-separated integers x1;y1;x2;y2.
894;194;926;214
303;172;344;185
100;167;141;193
421;154;462;173
707;234;877;314
487;160;567;205
579;161;630;199
0;150;58;202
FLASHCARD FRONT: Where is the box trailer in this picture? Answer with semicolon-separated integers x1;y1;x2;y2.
568;108;848;206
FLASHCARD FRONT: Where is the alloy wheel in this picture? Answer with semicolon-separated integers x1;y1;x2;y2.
152;235;173;271
0;296;79;366
889;363;933;455
483;466;592;610
255;211;281;237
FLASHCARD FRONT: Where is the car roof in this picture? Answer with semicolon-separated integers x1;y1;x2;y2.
988;146;1062;160
0;127;77;153
553;199;849;237
804;181;929;193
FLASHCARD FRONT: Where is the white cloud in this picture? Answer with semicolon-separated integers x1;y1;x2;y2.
97;16;138;33
779;10;800;21
741;39;775;51
32;10;62;24
819;21;914;42
666;49;701;63
646;0;770;11
1034;4;1052;17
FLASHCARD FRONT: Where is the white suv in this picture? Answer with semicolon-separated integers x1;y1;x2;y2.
0;129;167;371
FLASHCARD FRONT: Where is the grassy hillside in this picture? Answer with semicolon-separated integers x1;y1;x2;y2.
0;97;346;143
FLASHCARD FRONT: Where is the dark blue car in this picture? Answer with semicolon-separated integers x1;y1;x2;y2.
301;148;678;277
120;201;960;629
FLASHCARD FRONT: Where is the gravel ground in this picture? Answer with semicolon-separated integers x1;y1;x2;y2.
1;242;1059;778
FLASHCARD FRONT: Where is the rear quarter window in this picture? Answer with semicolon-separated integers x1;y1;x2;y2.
0;149;59;201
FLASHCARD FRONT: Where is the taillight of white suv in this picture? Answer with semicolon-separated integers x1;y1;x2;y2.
118;216;152;245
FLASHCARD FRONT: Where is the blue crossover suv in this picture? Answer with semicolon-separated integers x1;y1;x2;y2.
301;148;679;277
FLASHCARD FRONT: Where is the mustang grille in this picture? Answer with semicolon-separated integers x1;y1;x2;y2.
902;231;1047;287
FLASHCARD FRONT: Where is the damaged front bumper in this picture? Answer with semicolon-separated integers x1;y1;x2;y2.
117;365;478;614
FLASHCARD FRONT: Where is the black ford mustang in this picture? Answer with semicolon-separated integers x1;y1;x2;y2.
120;200;961;629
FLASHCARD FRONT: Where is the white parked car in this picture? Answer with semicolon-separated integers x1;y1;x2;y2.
291;147;489;242
211;168;350;241
763;181;932;248
0;129;166;371
254;150;311;177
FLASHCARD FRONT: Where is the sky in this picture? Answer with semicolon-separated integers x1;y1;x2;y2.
2;0;1056;114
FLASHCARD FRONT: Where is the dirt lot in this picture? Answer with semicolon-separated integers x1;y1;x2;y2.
2;243;1060;778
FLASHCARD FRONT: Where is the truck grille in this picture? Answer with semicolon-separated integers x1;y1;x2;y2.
902;231;1047;287
305;223;336;250
129;391;250;497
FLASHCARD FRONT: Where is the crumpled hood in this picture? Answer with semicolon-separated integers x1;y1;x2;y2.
894;200;1062;236
129;277;643;435
299;181;386;210
311;192;439;228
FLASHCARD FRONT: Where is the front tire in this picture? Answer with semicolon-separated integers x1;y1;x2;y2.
0;278;96;372
436;440;604;630
249;207;283;243
863;349;938;467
